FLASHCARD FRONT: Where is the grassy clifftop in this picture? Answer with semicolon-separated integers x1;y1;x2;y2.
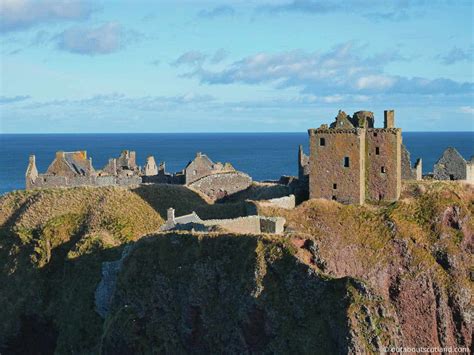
0;186;165;353
0;182;472;353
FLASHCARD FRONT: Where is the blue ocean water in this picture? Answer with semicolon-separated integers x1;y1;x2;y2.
0;132;473;195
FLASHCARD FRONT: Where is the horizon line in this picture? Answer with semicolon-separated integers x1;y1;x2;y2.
1;130;474;135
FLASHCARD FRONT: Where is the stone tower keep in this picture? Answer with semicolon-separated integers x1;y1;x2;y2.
308;110;402;205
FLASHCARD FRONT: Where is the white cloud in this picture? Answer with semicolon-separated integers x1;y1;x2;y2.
459;106;474;114
171;50;207;67
56;22;132;55
0;0;96;33
176;43;473;97
356;75;395;90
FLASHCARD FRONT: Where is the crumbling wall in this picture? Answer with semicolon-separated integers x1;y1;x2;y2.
401;144;416;180
365;129;401;202
309;128;365;205
415;159;422;181
184;153;215;185
298;145;310;180
434;148;467;180
188;172;252;201
466;160;474;182
254;195;296;210
202;216;285;234
27;174;141;190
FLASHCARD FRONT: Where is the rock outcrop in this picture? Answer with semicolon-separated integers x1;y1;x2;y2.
0;182;472;353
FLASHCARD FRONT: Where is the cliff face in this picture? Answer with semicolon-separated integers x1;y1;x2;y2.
0;182;472;354
261;181;473;352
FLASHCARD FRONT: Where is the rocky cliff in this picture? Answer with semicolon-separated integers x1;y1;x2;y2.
0;182;472;354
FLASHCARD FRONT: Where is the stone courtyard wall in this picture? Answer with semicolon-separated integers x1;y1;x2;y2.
203;216;285;234
27;174;141;189
256;195;296;210
188;172;252;201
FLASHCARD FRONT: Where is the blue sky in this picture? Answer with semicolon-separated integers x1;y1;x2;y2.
0;0;473;133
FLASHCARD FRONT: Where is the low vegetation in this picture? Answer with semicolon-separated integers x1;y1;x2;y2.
0;181;471;353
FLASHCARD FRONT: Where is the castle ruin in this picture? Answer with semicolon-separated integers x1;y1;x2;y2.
307;110;411;205
26;150;141;190
434;147;474;182
26;150;252;200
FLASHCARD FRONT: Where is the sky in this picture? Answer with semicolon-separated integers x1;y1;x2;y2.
0;0;473;133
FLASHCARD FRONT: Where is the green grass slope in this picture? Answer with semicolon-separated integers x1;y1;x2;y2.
0;186;164;353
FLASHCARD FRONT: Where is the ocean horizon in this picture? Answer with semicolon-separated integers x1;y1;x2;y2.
1;131;473;195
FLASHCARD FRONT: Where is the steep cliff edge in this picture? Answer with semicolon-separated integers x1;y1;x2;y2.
0;182;472;353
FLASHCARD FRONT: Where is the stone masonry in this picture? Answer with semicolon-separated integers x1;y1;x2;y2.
26;151;142;190
434;147;474;182
26;150;252;198
160;208;285;234
308;110;403;205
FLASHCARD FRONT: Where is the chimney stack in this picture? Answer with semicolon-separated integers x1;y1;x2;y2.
384;110;395;128
167;208;175;222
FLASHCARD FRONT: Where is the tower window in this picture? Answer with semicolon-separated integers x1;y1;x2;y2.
320;137;326;146
375;147;380;155
332;195;337;201
343;157;350;168
381;166;386;173
374;132;378;137
333;183;337;189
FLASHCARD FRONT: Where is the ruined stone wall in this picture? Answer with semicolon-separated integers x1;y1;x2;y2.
26;174;141;190
365;129;401;202
434;148;467;180
401;144;416;180
254;195;296;210
46;155;79;178
309;128;365;205
202;216;285;234
298;145;310;180
466;162;474;183
188;172;252;201
184;155;214;185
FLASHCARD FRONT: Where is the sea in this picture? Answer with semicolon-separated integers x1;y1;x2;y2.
0;132;473;195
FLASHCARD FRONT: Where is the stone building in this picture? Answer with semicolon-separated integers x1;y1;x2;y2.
181;152;234;184
307;110;404;205
26;150;141;190
434;147;474;181
143;156;158;176
26;149;252;197
101;150;140;177
182;153;252;200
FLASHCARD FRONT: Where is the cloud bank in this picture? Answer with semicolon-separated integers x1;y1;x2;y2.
55;22;131;55
198;5;235;19
0;95;31;104
0;0;96;33
176;43;473;97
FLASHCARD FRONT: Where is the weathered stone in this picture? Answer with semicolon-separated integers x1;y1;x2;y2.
434;147;467;180
188;171;252;201
160;210;285;234
401;144;416;180
308;110;402;205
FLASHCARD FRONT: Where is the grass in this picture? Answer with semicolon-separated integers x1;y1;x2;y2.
0;181;472;353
